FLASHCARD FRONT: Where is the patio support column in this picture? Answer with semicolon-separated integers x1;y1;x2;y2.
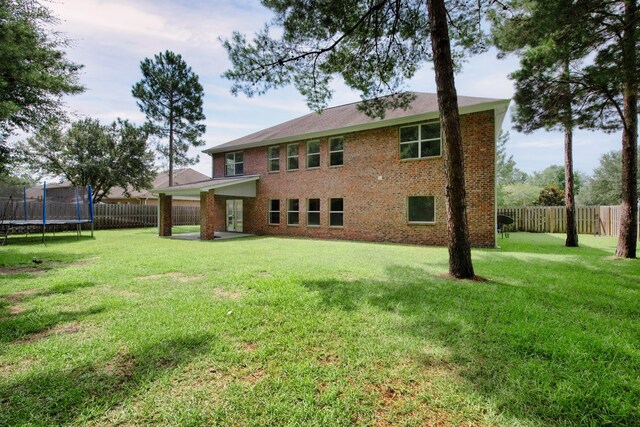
159;193;172;237
200;190;216;240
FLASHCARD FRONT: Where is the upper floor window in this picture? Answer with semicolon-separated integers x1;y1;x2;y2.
287;143;299;170
399;122;441;160
407;196;435;223
225;151;244;176
268;145;280;172
329;137;344;166
307;141;320;168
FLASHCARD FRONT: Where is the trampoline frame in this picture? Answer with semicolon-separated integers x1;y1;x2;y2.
0;182;94;245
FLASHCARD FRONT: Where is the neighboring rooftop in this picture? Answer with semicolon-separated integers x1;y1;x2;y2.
107;168;210;199
205;92;509;154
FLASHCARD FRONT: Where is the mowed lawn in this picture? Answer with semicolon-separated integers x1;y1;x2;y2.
0;228;639;426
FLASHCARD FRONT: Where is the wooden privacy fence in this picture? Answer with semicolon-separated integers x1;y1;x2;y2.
498;205;640;238
93;204;199;229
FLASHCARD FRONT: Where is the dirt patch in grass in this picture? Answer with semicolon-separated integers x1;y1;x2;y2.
0;267;47;276
137;272;204;283
0;357;37;377
243;342;258;352
4;289;45;303
212;288;243;300
16;322;81;344
7;305;25;315
318;354;340;366
242;367;266;385
104;353;137;379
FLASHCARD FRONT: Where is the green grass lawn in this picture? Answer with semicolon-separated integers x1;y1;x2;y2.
1;228;639;426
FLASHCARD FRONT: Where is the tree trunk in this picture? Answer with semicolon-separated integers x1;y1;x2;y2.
563;61;578;247
427;0;474;278
169;114;174;187
564;125;578;246
615;0;638;258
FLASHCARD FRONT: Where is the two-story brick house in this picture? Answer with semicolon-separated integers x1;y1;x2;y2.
153;92;509;247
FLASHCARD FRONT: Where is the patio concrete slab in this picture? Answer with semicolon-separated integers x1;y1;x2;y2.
169;231;253;241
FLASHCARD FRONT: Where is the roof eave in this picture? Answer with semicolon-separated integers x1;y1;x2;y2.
150;175;260;196
203;99;511;155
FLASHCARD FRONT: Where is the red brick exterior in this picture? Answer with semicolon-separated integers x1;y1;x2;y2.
212;110;496;247
200;190;216;240
158;194;172;237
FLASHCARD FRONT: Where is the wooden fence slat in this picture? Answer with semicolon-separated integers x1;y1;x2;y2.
497;205;638;238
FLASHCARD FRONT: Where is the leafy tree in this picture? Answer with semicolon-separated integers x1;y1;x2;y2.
132;51;206;187
496;131;528;185
496;131;528;206
222;0;500;278
577;149;640;206
18;118;156;203
0;0;83;146
501;182;542;206
534;184;564;206
530;165;584;195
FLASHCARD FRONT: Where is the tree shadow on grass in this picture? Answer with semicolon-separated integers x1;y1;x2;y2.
494;232;614;257
302;263;640;426
0;333;214;425
0;279;99;345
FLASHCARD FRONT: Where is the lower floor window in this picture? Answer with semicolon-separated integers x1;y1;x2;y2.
329;198;343;227
287;199;299;225
269;199;280;224
307;198;320;226
407;196;435;223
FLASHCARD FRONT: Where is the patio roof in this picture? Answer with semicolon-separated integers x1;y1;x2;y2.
150;175;260;197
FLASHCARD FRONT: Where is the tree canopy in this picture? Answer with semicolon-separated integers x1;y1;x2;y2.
132;51;206;187
578;148;640;206
17;118;156;203
0;0;84;141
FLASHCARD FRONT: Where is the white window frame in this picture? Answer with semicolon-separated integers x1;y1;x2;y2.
287;198;299;226
287;143;299;170
329;198;344;227
399;122;441;160
225;151;244;176
306;140;320;169
329;137;344;167
407;196;436;224
267;145;280;173
268;199;280;225
307;198;321;227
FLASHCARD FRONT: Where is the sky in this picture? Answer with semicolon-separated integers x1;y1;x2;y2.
45;0;622;178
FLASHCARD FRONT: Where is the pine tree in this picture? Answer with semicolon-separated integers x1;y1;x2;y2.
132;51;206;187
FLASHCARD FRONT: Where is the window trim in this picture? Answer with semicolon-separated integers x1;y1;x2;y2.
399;121;442;161
267;145;280;173
268;199;280;225
225;151;244;176
287;198;299;226
329;197;344;228
307;198;321;227
287;143;299;171
406;195;436;225
329;136;344;167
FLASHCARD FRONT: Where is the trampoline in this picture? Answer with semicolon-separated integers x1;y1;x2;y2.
0;182;94;245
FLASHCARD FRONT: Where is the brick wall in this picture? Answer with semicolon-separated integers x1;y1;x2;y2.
212;110;496;247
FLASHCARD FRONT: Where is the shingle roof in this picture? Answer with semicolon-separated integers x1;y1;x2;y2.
205;92;509;154
107;168;210;199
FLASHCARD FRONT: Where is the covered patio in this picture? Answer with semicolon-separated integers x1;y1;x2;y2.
151;175;259;241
